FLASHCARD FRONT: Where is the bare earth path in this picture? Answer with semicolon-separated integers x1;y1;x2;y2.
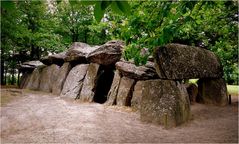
1;89;238;143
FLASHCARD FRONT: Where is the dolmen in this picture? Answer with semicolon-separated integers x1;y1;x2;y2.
19;42;228;128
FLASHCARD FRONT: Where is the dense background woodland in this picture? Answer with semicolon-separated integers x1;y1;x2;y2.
1;0;238;85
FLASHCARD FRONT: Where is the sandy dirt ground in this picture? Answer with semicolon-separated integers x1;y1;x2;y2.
1;88;238;143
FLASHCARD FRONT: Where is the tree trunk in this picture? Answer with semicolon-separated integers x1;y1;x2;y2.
0;58;5;85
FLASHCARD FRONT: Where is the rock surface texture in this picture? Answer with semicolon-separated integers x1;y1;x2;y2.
154;43;223;79
106;70;122;105
79;63;100;102
116;77;136;106
19;72;32;89
140;79;190;128
116;61;158;80
87;40;124;65
52;62;72;95
25;66;46;90
19;61;44;72
39;64;60;92
60;64;89;99
64;42;99;63
197;78;228;106
40;52;66;66
131;81;144;110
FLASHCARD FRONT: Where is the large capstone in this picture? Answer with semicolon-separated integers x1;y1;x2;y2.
140;79;190;128
197;78;228;106
64;42;99;63
131;81;144;111
79;63;100;102
19;60;44;72
60;64;89;99
116;61;158;80
154;43;223;79
87;40;124;65
25;65;46;90
39;64;60;92
106;70;122;105
116;76;136;106
40;52;66;66
52;62;72;95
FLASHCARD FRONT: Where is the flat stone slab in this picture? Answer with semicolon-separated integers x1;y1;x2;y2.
154;43;223;79
140;79;191;128
60;64;89;99
79;63;100;102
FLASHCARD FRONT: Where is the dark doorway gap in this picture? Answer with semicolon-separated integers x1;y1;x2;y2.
93;65;115;104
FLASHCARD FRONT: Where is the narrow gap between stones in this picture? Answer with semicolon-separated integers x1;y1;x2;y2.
93;65;115;104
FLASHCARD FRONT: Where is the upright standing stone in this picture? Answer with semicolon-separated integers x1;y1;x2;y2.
52;62;72;95
60;64;89;99
140;79;190;128
131;81;144;110
116;77;136;106
79;63;100;102
39;64;60;92
19;71;32;89
106;70;122;105
154;43;223;79
197;78;228;106
25;66;46;90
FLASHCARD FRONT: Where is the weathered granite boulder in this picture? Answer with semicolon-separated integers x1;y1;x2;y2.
106;70;122;105
52;62;72;95
185;83;198;104
140;79;190;128
19;60;44;72
116;61;158;80
87;40;124;65
64;42;99;63
60;64;89;99
116;77;136;106
19;71;32;89
197;78;228;106
40;52;66;66
79;63;100;102
131;81;144;110
154;43;223;79
25;66;46;90
39;64;60;92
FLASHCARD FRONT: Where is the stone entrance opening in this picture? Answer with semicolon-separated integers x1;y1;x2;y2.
93;65;115;104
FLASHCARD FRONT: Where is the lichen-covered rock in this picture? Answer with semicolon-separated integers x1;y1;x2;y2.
39;64;60;92
25;66;46;90
19;71;32;89
87;40;124;65
197;78;228;106
40;52;66;66
116;77;136;106
116;61;158;80
106;70;122;105
64;42;99;63
79;63;100;102
140;79;190;128
154;43;223;79
52;62;72;95
131;81;144;110
60;64;89;99
19;60;44;72
185;83;198;104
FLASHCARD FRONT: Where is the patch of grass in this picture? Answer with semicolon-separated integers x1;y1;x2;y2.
227;85;239;96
